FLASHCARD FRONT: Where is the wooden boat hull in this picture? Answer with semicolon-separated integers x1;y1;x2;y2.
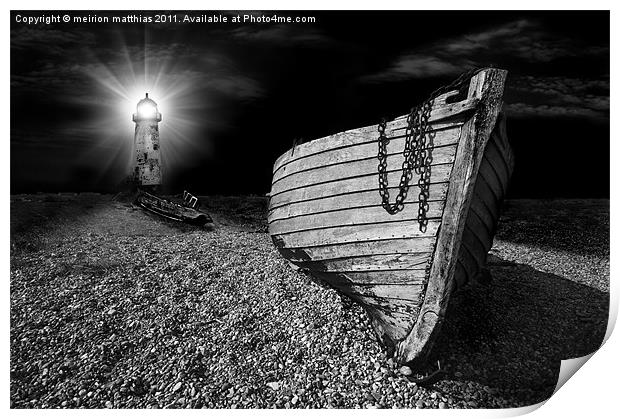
136;190;213;226
268;68;513;366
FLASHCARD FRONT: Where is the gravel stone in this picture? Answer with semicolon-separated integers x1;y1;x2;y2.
266;382;280;391
9;195;609;409
399;366;413;376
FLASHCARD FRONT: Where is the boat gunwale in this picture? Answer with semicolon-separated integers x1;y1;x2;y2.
272;94;478;173
272;118;467;177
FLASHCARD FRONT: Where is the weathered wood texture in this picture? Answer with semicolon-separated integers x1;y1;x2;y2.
273;119;465;173
272;143;458;195
310;271;422;342
269;127;462;343
273;129;460;184
453;112;514;288
269;183;450;221
269;165;453;209
268;68;512;365
395;68;509;366
269;201;445;235
275;237;437;262
273;219;441;249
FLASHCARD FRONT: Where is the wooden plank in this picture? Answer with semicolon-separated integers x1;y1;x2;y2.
277;237;437;262
467;127;512;242
457;242;480;282
477;160;503;204
489;112;515;175
294;253;431;273
461;224;487;269
337;289;422;314
268;183;449;221
471;188;499;230
274;126;374;172
481;140;510;196
333;270;427;284
468;198;496;243
487;128;513;179
346;283;425;302
389;97;478;131
269;164;453;209
268;201;444;235
272;218;441;249
465;208;493;253
273;128;461;182
273;116;468;173
291;252;431;273
314;273;422;342
271;143;458;195
311;271;423;306
396;68;507;365
366;308;417;343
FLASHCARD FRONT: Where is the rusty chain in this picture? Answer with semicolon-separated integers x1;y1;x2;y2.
377;68;483;232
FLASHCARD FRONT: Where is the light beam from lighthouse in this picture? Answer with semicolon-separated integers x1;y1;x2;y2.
132;93;162;191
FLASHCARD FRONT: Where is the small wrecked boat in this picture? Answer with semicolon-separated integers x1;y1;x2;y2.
136;189;213;226
268;68;514;367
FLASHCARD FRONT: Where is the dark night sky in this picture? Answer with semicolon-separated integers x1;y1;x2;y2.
11;10;609;198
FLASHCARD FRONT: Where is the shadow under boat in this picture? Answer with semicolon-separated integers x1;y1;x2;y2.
297;254;608;406
418;256;609;406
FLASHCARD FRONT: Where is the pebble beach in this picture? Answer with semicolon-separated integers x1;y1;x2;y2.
10;194;609;409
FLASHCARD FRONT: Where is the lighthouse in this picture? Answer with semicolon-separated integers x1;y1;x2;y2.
132;93;162;190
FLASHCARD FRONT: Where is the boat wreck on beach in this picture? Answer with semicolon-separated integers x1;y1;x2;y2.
267;68;514;367
136;189;213;226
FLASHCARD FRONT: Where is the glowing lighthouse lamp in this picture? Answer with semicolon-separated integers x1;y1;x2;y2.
132;93;162;191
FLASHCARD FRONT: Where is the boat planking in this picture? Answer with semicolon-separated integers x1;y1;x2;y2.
268;68;514;367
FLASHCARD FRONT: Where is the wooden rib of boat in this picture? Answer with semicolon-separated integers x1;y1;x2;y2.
136;189;213;226
267;68;514;367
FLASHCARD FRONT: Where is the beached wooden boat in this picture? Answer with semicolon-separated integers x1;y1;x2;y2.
136;190;213;226
267;68;514;367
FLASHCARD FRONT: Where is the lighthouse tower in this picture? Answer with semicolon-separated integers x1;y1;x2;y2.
132;93;162;190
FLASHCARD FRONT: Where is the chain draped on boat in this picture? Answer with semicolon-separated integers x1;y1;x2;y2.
377;68;483;233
